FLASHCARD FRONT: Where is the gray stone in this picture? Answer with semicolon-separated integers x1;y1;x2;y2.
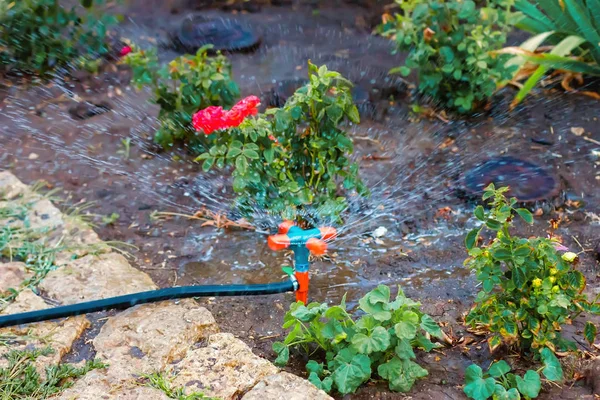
170;333;278;399
40;253;158;304
243;372;333;400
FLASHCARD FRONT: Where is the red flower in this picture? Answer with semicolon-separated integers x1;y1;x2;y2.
192;106;227;135
119;46;132;57
192;96;261;134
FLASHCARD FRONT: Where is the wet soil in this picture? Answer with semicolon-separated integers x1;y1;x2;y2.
1;1;600;399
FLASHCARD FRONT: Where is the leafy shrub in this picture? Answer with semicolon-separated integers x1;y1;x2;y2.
0;0;119;74
123;45;240;150
272;285;445;395
197;62;367;218
463;351;562;400
377;0;516;113
464;184;600;354
500;0;600;106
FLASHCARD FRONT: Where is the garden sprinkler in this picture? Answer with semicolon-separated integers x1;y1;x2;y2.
0;221;336;328
268;220;337;304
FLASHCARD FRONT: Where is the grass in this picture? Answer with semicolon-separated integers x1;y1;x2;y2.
0;347;106;400
143;372;220;400
0;185;134;309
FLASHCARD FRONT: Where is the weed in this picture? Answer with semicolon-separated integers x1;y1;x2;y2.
142;372;219;400
0;347;106;399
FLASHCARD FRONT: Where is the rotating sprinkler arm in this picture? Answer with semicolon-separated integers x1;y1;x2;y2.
268;221;337;304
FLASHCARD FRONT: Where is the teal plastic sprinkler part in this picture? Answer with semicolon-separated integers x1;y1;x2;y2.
268;221;337;303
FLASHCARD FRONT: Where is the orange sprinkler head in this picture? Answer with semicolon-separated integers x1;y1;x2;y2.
268;234;290;251
278;220;295;234
319;227;337;241
306;238;327;256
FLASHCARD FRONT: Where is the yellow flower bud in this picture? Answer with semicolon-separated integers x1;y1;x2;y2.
549;268;558;276
552;285;560;293
549;276;556;284
562;252;578;263
532;278;542;288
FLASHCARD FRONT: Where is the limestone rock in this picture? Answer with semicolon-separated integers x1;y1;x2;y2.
40;253;157;304
0;289;89;370
55;370;171;400
92;299;218;381
170;333;278;399
0;262;31;292
0;171;28;200
243;372;333;400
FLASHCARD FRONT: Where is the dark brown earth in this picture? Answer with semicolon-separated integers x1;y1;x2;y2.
1;1;600;399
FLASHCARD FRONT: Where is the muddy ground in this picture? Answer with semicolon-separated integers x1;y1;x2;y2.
1;1;600;398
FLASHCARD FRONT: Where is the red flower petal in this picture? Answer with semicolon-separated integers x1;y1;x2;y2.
119;46;132;57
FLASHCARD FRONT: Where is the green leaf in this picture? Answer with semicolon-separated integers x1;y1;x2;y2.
242;149;260;159
515;370;541;398
264;148;275;163
464;364;496;400
491;248;512;260
330;348;371;395
359;287;392;321
378;357;428;393
347;105;360;124
306;360;324;376
474;206;485;221
414;333;442;352
272;342;289;366
584;321;597;345
541;348;563;381
395;320;418;340
466;228;480;250
326;105;344;124
513;246;531;257
202;157;215;172
494;385;521;400
458;0;476;18
486;219;502;231
395;339;416;360
512;267;527;289
226;147;242;158
291;303;328;322
488;360;511;378
515;208;533;224
420;314;443;339
351;326;391;354
309;372;333;393
235;156;248;174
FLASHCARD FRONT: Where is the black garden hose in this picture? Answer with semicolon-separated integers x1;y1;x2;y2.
0;279;297;328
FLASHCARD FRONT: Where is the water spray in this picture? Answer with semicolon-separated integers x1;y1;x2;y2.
0;221;336;328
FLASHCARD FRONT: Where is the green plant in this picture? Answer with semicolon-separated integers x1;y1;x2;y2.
117;138;131;159
0;0;119;74
272;285;445;395
198;62;367;219
463;351;562;400
377;0;517;113
142;372;219;400
101;212;119;226
464;184;600;354
0;347;106;399
499;0;600;106
123;45;240;150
